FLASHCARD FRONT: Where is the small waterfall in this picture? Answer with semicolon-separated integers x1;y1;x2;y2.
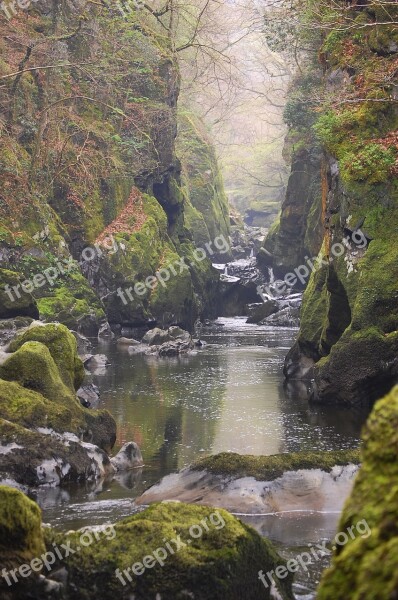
250;248;254;258
224;266;229;276
268;267;275;284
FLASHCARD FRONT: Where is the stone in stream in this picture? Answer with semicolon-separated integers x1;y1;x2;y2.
136;450;361;515
110;442;143;471
0;492;294;600
246;300;280;324
116;337;140;346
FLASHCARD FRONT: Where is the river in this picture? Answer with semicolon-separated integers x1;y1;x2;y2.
37;318;370;598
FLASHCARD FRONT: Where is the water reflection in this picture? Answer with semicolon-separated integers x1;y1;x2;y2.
39;318;370;531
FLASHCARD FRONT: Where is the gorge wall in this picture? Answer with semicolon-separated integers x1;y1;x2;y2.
0;0;229;334
263;2;398;405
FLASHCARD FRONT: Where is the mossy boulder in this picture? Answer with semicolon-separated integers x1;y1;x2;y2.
0;323;116;484
317;385;398;599
0;269;39;320
0;341;81;407
0;485;45;564
45;502;294;600
193;450;361;480
8;323;84;391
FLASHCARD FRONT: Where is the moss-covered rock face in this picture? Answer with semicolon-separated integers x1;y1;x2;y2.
0;485;45;578
262;146;323;280
0;269;39;320
177;110;231;259
279;6;398;404
193;450;361;481
0;323;116;487
0;5;228;333
45;502;294;600
317;386;398;599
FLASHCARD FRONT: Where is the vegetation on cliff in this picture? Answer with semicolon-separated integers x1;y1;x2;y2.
264;0;398;404
0;1;230;332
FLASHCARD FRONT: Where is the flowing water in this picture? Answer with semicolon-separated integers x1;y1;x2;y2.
37;318;371;598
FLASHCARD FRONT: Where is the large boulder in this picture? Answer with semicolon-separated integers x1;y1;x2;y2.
317;386;398;599
137;450;360;514
0;323;118;487
45;502;294;600
246;300;279;324
0;485;46;600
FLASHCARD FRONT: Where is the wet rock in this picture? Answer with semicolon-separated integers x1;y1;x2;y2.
127;344;147;355
0;316;34;346
142;326;191;346
157;339;193;357
84;354;110;369
116;337;140;346
168;325;191;342
246;300;280;324
142;327;170;345
71;331;91;354
219;279;260;317
50;502;294;600
137;450;360;514
98;322;114;340
110;442;143;471
260;306;300;327
77;384;100;408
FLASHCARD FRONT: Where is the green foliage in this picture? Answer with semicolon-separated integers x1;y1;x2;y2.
340;144;395;185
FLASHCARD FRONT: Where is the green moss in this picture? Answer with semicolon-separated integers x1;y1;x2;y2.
177;109;230;248
317;386;398;599
193;450;361;481
0;269;39;320
0;379;84;433
45;502;294;600
340;144;395;186
0;485;45;565
8;323;84;391
0;341;83;412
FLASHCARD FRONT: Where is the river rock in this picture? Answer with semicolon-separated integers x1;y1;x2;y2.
44;502;294;600
157;340;193;357
77;383;100;408
142;327;170;345
246;300;280;324
84;354;111;369
142;326;192;346
110;442;143;471
137;450;360;514
116;337;140;346
260;306;300;327
98;322;114;340
0;268;40;320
